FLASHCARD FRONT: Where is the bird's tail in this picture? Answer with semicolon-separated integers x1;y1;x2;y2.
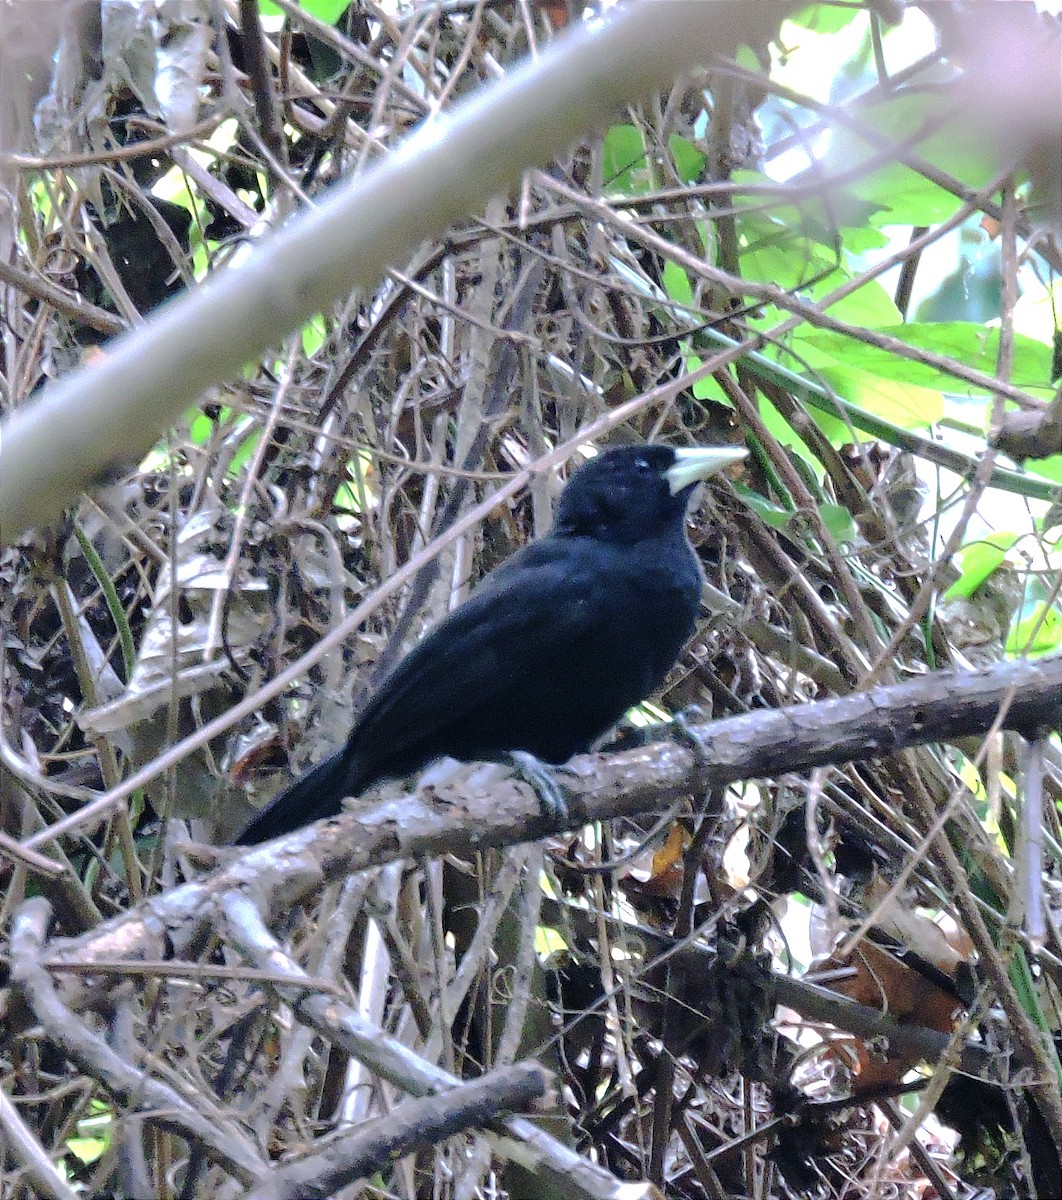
234;745;354;845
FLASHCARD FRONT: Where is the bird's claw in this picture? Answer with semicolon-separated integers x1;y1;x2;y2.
507;751;572;824
670;705;712;767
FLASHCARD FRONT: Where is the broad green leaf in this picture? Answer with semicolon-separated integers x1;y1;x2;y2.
829;96;997;226
661;264;728;400
66;1137;108;1165
1026;454;1062;484
229;426;261;474
737;209;836;288
535;925;568;955
301;313;327;357
188;411;215;444
661;261;694;306
602;124;651;195
885;323;1053;389
726;171;887;254
334;481;360;514
836;224;891;253
755;395;822;470
669;135;706;184
28;178;55;222
190;239;209;280
819;502;857;545
943;532;1021;600
787;4;861;33
677;343;730;403
736;487;793;530
602;126;705;194
745;303;789;334
802;91;997;227
1006;602;1062;657
809;275;902;327
739;235;835;289
691;365;731;403
816;363;943;430
796;324;1053;394
856;164;969;226
261;0;348;19
67;1104;111;1165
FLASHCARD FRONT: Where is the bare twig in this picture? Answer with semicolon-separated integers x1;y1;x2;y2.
243;1062;551;1200
9;899;268;1189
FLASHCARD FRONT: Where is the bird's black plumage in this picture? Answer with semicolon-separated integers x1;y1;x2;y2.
236;443;745;845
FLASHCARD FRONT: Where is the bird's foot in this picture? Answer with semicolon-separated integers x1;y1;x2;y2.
506;751;573;825
670;704;713;767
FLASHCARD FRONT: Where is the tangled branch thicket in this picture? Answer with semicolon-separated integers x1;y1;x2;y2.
1;3;1061;1198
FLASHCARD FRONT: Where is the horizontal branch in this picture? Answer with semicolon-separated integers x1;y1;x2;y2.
540;895;996;1081
40;655;1062;981
245;1062;551;1200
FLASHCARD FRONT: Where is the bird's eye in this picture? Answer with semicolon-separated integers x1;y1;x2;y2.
634;457;651;473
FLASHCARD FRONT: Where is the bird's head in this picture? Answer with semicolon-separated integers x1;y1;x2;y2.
552;443;747;544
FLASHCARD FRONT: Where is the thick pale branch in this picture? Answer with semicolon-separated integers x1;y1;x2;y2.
0;1087;78;1200
0;1;788;542
39;655;1062;979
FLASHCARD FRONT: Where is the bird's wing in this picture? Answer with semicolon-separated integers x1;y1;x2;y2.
350;543;599;757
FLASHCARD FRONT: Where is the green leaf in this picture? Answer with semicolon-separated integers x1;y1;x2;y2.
1006;602;1062;657
669;134;705;184
836;224;891;253
816;363;943;431
334;481;360;514
691;365;731;403
1026;454;1062;484
67;1103;111;1165
757;393;821;468
807;275;902;327
796;324;1053;395
301;313;327;357
857;164;971;226
660;265;726;400
66;1137;108;1165
739;239;835;290
602;124;651;195
736;486;794;530
229;426;261;475
823;95;997;226
535;925;568;955
943;532;1020;600
819;502;857;545
737;210;836;288
661;261;694;306
261;0;348;19
602;126;704;194
188;410;215;445
788;4;861;33
887;324;1053;388
677;341;730;404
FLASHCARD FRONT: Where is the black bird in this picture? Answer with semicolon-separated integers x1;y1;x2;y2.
236;443;745;845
